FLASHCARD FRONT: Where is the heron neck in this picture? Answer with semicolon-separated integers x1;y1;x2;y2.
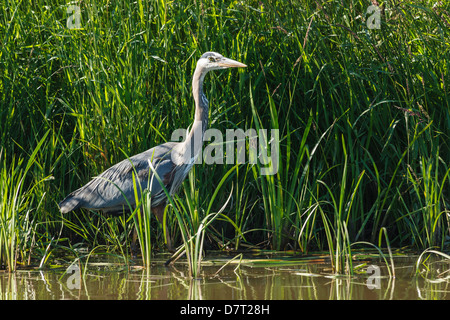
177;66;209;163
191;66;209;135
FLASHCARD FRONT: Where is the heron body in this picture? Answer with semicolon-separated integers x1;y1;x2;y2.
59;52;246;250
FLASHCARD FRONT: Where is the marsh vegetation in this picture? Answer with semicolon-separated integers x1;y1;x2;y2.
1;0;449;283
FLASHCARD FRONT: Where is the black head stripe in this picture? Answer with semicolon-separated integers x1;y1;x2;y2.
200;52;216;59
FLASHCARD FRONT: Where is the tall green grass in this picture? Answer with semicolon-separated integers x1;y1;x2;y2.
0;132;48;271
1;0;449;273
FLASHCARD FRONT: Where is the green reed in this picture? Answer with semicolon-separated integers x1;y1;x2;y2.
0;132;48;271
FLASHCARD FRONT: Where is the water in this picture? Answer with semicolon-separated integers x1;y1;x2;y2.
1;252;449;300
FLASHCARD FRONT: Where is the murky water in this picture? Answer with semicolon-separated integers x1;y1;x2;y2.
1;252;449;300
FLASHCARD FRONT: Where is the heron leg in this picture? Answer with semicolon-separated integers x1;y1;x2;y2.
131;207;144;259
131;227;139;258
152;204;174;252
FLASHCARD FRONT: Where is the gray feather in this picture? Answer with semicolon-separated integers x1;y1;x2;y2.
59;142;179;214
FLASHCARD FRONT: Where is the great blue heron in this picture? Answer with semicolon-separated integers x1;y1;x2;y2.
59;52;247;251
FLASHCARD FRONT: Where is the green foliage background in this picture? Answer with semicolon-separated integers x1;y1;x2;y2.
1;0;449;269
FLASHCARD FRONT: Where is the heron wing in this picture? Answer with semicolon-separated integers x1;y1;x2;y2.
59;142;177;214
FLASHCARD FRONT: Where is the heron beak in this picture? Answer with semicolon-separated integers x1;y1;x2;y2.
217;57;247;68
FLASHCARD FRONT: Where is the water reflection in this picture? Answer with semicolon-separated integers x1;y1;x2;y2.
1;255;449;300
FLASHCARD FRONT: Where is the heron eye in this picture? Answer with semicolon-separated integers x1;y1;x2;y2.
208;56;216;62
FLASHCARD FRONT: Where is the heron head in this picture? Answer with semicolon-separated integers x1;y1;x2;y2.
197;52;247;72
